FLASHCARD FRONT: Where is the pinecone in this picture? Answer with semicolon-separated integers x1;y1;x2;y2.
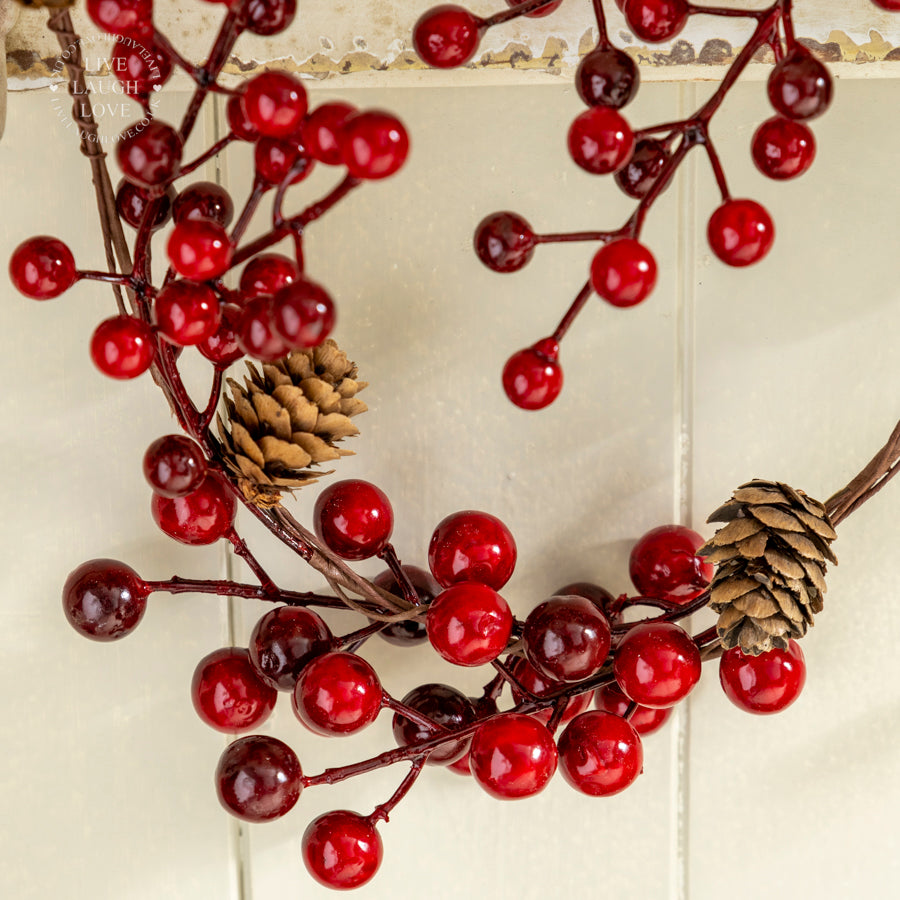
216;340;367;508
697;480;838;656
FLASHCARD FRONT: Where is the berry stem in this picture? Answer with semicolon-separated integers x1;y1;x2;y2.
701;136;730;200
198;367;224;436
144;576;352;610
77;271;135;286
367;759;426;826
382;696;453;734
590;0;611;46
231;178;268;247
226;530;279;592
551;280;595;343
483;0;565;28
177;135;236;180
376;544;422;606
688;3;770;20
537;229;614;245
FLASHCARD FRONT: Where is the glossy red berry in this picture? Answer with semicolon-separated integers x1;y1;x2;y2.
502;338;563;411
62;558;148;641
372;566;436;646
240;71;308;138
249;606;334;691
707;198;775;267
524;595;612;683
302;102;356;165
341;111;410;180
615;138;669;199
215;735;302;822
191;647;277;733
115;180;175;230
506;655;593;726
111;35;171;95
719;640;806;714
86;0;153;38
9;236;77;299
629;524;712;603
303;811;382;890
413;5;482;69
469;713;558;799
293;651;383;736
751;116;816;180
167;220;233;281
240;254;300;297
153;280;221;346
227;91;260;142
150;471;236;545
198;303;244;365
575;46;640;109
236;296;289;361
172;182;234;227
872;0;900;8
557;710;643;796
623;0;690;43
594;682;672;735
568;107;635;175
428;509;517;589
505;0;562;16
271;279;335;348
246;0;296;35
143;434;207;498
314;480;394;560
90;315;156;379
767;46;833;121
117;120;182;188
614;622;702;708
392;683;477;765
474;211;537;273
590;237;657;307
254;137;315;186
427;582;513;666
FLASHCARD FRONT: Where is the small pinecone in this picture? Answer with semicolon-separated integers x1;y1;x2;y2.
216;340;367;508
697;479;838;656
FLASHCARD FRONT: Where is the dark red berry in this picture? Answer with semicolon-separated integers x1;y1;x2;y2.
594;682;672;735
428;509;517;589
236;296;289;361
271;278;335;348
111;35;172;95
246;0;296;36
474;211;536;273
227;91;260;142
86;0;153;38
115;180;175;230
719;640;806;714
302;102;356;165
241;71;308;138
629;524;712;603
413;5;482;69
554;582;616;614
293;651;383;735
872;0;900;8
191;647;277;733
90;315;156;379
303;811;382;890
505;0;562;16
62;558;148;641
198;303;244;366
557;710;643;796
392;683;477;765
215;735;302;822
568;107;635;175
590;237;657;307
9;236;77;299
254;137;314;186
150;471;236;545
116;120;182;188
614;138;669;199
623;0;690;43
314;480;394;560
372;565;437;646
502;338;563;411
173;182;234;227
240;254;300;297
341;111;409;180
153;280;221;346
167;220;233;281
506;655;593;726
767;46;833;120
143;434;207;498
427;582;513;666
707;198;775;267
469;713;557;799
751;116;816;180
249;606;334;691
575;46;640;109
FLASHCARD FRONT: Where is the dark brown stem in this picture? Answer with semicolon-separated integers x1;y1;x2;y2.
226;529;278;593
367;760;426;825
144;577;349;610
483;0;565;28
178;134;236;179
383;696;452;734
377;544;421;606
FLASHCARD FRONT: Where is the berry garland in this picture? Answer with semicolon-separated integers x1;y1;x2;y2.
7;0;900;892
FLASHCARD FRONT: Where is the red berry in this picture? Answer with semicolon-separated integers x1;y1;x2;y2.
623;0;689;42
554;581;616;613
249;606;334;691
239;254;300;297
590;237;657;307
505;0;562;16
502;338;563;411
90;315;156;379
86;0;153;38
302;102;356;165
246;0;296;35
613;622;702;708
427;582;513;666
62;558;148;641
707;198;775;267
227;91;260;142
614;138;669;199
372;565;436;646
167;220;233;281
173;182;234;227
303;811;382;890
143;434;207;497
215;735;302;822
314;480;394;560
240;71;308;138
506;655;593;726
594;682;672;735
428;509;517;589
293;651;383;735
191;647;277;733
153;280;221;346
391;683;477;765
575;46;640;109
524;595;611;683
341;111;409;180
767;46;833;121
115;180;175;230
198;303;244;365
9;236;77;299
751;116;816;180
474;211;536;273
111;35;171;95
719;640;806;714
629;524;712;603
254;137;314;186
469;713;557;799
872;0;900;8
413;5;482;69
557;710;643;796
150;471;236;545
568;107;635;175
271;278;335;348
236;296;289;361
117;120;182;188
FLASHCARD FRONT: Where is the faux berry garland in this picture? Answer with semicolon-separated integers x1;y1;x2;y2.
7;0;900;892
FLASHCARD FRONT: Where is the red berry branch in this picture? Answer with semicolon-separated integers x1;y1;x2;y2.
6;0;900;892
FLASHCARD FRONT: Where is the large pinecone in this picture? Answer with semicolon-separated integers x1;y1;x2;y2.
697;480;837;655
216;340;367;507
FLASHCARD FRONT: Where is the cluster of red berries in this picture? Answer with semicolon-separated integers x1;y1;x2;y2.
414;0;837;410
